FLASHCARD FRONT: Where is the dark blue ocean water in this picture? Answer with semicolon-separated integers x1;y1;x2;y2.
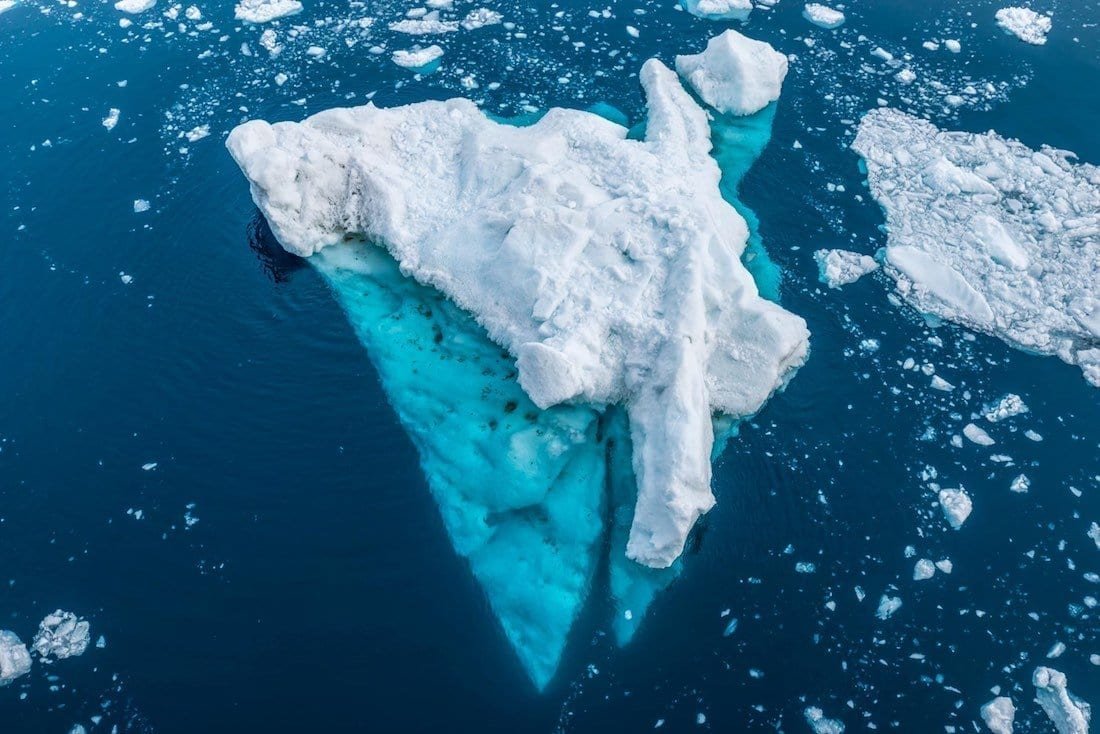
1;0;1097;732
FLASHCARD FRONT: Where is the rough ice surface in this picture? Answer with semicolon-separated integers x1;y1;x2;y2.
0;630;32;686
938;488;972;529
682;0;753;22
460;8;502;30
853;109;1100;387
233;0;302;24
802;3;845;29
227;57;809;570
814;249;878;288
875;594;902;619
32;611;91;661
984;393;1028;422
963;422;996;446
1032;666;1092;734
995;7;1052;45
392;45;443;70
1088;521;1100;550
981;696;1016;734
113;0;155;14
805;705;846;733
674;30;788;117
912;558;935;580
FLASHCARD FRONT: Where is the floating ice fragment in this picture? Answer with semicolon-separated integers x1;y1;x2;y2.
391;45;443;69
980;696;1015;734
876;594;902;620
930;375;955;391
32;611;90;660
1010;474;1030;493
895;69;916;84
723;617;738;636
0;0;16;15
1047;641;1066;658
102;108;120;131
814;249;878;288
142;462;157;470
133;199;150;213
233;0;301;23
964;423;996;446
913;558;935;580
460;8;501;30
984;394;1028;422
1089;522;1100;550
1032;666;1092;734
802;3;844;29
0;630;32;686
939;488;972;529
674;30;788;117
995;7;1051;45
389;12;458;34
944;39;962;52
114;0;155;14
935;559;953;573
184;125;210;142
682;0;753;21
805;706;846;733
853;109;1100;386
795;561;816;573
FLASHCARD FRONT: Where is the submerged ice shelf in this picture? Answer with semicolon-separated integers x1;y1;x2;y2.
229;46;806;687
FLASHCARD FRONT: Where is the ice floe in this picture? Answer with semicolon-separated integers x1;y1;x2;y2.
913;558;935;580
0;630;32;686
802;3;845;29
674;30;787;117
980;696;1015;734
113;0;155;14
391;45;443;70
938;487;972;529
805;706;846;733
984;394;1028;422
102;108;120;131
0;0;16;15
963;423;995;446
853;108;1100;387
814;249;878;288
995;7;1052;45
682;0;753;22
227;56;809;570
1032;666;1092;734
32;610;90;661
233;0;302;24
876;594;902;619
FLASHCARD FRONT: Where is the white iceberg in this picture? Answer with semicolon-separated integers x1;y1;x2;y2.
995;7;1052;45
803;3;845;29
814;249;878;288
0;630;32;686
913;558;935;580
682;0;753;22
674;30;788;117
984;393;1028;422
32;610;91;660
981;696;1015;734
391;45;443;69
853;109;1100;387
227;58;808;570
114;0;155;14
938;487;972;529
461;8;502;30
234;0;302;23
805;706;845;733
1033;666;1092;734
876;594;902;619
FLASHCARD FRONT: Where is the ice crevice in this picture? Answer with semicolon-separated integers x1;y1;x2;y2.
229;38;807;686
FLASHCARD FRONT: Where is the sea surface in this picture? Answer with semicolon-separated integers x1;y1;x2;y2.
1;0;1097;732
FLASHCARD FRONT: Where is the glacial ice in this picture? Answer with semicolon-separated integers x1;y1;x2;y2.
0;630;32;686
32;610;90;660
391;45;443;70
0;0;16;15
802;3;845;29
674;30;788;117
814;249;878;288
1032;666;1092;734
805;706;846;733
113;0;154;14
230;48;804;687
938;488;972;529
876;594;902;619
233;0;302;24
853;109;1100;387
682;0;753;22
981;696;1015;734
227;56;808;571
995;7;1052;45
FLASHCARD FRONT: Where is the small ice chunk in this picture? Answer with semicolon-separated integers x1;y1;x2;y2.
0;631;32;686
814;249;878;288
114;0;155;13
984;394;1028;422
682;0;753;22
133;199;151;213
0;1;17;15
674;30;788;117
1047;641;1066;659
460;8;502;30
389;12;459;34
392;44;444;69
1010;474;1030;493
935;559;953;573
802;3;844;29
963;423;996;446
233;0;302;23
944;39;962;52
895;69;916;85
876;594;902;620
102;108;120;131
1088;522;1100;550
1032;666;1092;734
995;7;1052;45
184;124;210;142
939;488;972;529
913;558;935;581
930;375;955;391
722;617;738;636
32;610;91;660
980;696;1015;734
805;706;845;733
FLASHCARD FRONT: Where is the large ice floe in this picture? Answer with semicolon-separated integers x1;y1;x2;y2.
682;0;753;22
229;45;806;687
853;109;1100;386
1032;667;1091;734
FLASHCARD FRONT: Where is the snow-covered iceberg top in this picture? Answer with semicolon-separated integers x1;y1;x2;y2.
803;3;845;29
675;30;788;117
814;249;878;288
228;58;809;569
995;7;1052;45
853;108;1100;387
683;0;753;22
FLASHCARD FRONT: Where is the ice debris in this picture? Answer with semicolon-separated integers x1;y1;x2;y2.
113;0;154;13
995;7;1052;45
814;249;878;288
802;3;845;29
913;558;935;580
984;394;1028;422
964;423;996;446
939;488;972;529
805;706;846;733
674;30;787;117
32;610;90;660
0;631;32;686
853;109;1100;387
981;696;1016;734
227;57;809;570
234;0;302;23
1088;522;1100;550
1032;666;1092;734
103;108;120;131
392;45;443;69
876;594;902;619
682;0;753;22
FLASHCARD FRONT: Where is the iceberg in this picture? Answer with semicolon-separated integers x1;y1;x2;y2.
995;7;1052;45
391;45;444;70
853;109;1100;387
682;0;753;22
229;51;806;686
802;3;845;29
938;487;972;529
0;630;32;686
814;249;878;288
1033;667;1091;734
981;696;1015;734
32;610;90;661
675;30;788;117
233;0;302;24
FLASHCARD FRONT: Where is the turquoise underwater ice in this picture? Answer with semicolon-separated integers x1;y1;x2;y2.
311;100;784;690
